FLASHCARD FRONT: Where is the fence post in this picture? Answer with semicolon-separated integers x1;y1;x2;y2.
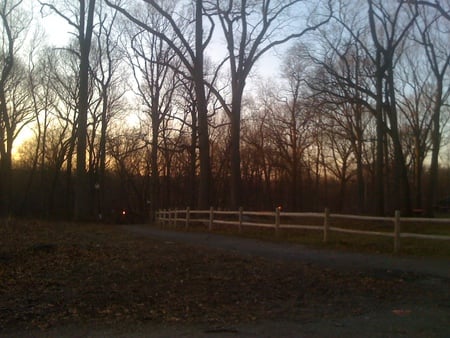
394;210;401;254
174;209;178;227
323;208;330;243
238;207;243;234
166;209;171;227
275;207;281;238
163;209;168;227
209;206;214;231
185;207;190;230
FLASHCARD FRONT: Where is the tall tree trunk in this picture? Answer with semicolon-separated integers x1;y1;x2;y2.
40;110;49;217
291;118;301;211
150;97;159;221
354;103;365;213
0;143;12;216
425;82;443;216
195;0;211;209
414;135;422;209
386;65;411;215
189;108;198;208
0;89;12;216
19;73;42;216
74;0;96;221
230;91;243;210
66;136;76;219
97;86;108;220
0;7;14;216
374;64;385;216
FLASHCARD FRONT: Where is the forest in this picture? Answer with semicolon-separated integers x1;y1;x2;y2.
1;0;449;222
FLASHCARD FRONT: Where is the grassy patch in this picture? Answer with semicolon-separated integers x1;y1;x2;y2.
170;214;450;258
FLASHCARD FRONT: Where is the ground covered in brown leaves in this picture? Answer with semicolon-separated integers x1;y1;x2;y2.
0;220;446;333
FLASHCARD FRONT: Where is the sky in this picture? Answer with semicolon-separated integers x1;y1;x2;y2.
13;0;284;156
42;12;72;47
37;2;283;74
12;3;71;156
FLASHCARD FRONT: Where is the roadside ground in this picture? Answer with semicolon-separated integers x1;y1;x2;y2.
0;222;448;337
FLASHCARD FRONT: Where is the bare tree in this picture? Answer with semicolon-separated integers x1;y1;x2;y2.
241;106;276;209
0;0;33;215
107;126;148;219
367;0;418;215
40;0;97;220
105;0;214;209
306;0;418;215
408;0;450;20
412;1;450;215
18;28;52;216
204;0;332;209
124;4;181;219
177;78;199;208
41;47;80;217
15;47;80;218
303;18;374;213
322;112;357;212
89;2;126;220
395;50;434;211
268;48;316;210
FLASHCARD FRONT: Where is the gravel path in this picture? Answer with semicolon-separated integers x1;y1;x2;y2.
123;225;450;279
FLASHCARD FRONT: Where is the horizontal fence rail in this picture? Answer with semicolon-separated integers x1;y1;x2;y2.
155;208;450;254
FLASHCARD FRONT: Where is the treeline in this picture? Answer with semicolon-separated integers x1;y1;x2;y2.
1;0;450;221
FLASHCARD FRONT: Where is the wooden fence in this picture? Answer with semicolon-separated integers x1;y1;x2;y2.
155;208;450;254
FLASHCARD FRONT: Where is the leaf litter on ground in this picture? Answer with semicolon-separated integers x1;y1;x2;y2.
0;220;447;331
